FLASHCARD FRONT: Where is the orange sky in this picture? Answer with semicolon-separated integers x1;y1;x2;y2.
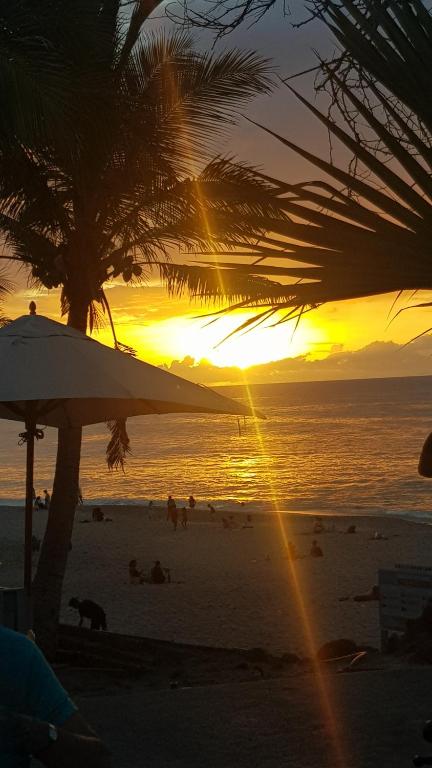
7;279;432;385
5;5;432;384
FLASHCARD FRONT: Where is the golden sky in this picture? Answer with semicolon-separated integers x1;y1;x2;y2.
4;6;432;385
7;279;432;384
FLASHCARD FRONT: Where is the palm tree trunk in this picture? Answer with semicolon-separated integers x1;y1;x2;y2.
32;426;82;656
32;300;88;658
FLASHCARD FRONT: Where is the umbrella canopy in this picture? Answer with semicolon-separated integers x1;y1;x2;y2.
0;309;264;600
0;313;263;426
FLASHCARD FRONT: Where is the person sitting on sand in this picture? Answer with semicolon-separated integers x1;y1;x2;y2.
129;559;144;584
151;560;167;584
92;506;104;522
69;597;107;630
310;540;323;558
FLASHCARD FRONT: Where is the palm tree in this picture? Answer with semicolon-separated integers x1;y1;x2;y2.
0;0;288;652
164;1;432;336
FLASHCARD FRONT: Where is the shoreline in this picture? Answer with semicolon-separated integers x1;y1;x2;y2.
2;501;431;527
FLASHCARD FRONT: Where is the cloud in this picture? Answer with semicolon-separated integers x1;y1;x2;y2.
162;337;432;386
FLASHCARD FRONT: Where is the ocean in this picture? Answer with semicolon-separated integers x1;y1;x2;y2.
1;375;432;520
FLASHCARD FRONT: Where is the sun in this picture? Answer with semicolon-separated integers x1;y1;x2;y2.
151;312;330;368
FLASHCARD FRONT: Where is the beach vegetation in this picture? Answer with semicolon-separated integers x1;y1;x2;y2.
164;1;432;336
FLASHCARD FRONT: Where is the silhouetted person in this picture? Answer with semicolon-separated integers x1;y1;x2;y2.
313;517;324;534
129;559;143;584
34;496;44;511
78;485;84;505
310;540;323;558
151;560;166;584
92;506;104;522
69;598;107;630
167;495;177;530
43;489;50;509
0;625;110;766
181;507;188;529
208;504;216;518
188;495;196;511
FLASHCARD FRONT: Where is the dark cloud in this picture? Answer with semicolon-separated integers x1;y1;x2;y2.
162;337;432;386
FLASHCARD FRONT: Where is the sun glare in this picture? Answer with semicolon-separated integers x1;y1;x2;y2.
144;312;329;369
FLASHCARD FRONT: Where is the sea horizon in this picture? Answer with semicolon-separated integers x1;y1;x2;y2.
0;373;431;521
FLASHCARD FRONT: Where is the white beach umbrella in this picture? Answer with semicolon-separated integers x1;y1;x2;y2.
0;305;263;594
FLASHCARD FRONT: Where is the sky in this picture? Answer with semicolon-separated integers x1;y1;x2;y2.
6;1;432;386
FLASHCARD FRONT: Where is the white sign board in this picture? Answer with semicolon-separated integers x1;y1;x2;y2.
379;564;432;644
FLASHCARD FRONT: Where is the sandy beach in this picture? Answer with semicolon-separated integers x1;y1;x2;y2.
2;504;431;655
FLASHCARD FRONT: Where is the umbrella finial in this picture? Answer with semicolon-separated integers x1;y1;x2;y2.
29;302;36;315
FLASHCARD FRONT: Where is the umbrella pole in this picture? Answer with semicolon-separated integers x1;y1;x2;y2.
24;419;35;598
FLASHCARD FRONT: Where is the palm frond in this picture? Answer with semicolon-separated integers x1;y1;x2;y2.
106;418;131;471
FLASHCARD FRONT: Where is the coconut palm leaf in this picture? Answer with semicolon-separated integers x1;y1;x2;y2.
167;1;432;323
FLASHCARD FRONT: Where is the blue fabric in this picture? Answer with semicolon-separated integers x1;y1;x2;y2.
0;625;76;767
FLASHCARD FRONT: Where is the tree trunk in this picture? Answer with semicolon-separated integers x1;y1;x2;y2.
32;299;88;658
32;426;82;656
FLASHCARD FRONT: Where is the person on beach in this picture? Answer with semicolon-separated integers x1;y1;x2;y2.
43;489;50;509
0;624;110;767
77;486;84;506
151;560;167;584
181;507;188;529
167;495;178;531
68;598;107;631
34;496;44;511
128;559;144;584
188;495;196;511
208;503;216;519
92;507;104;522
310;540;323;558
313;517;324;534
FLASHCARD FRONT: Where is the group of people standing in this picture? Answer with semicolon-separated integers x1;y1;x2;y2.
33;488;50;510
167;494;196;531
